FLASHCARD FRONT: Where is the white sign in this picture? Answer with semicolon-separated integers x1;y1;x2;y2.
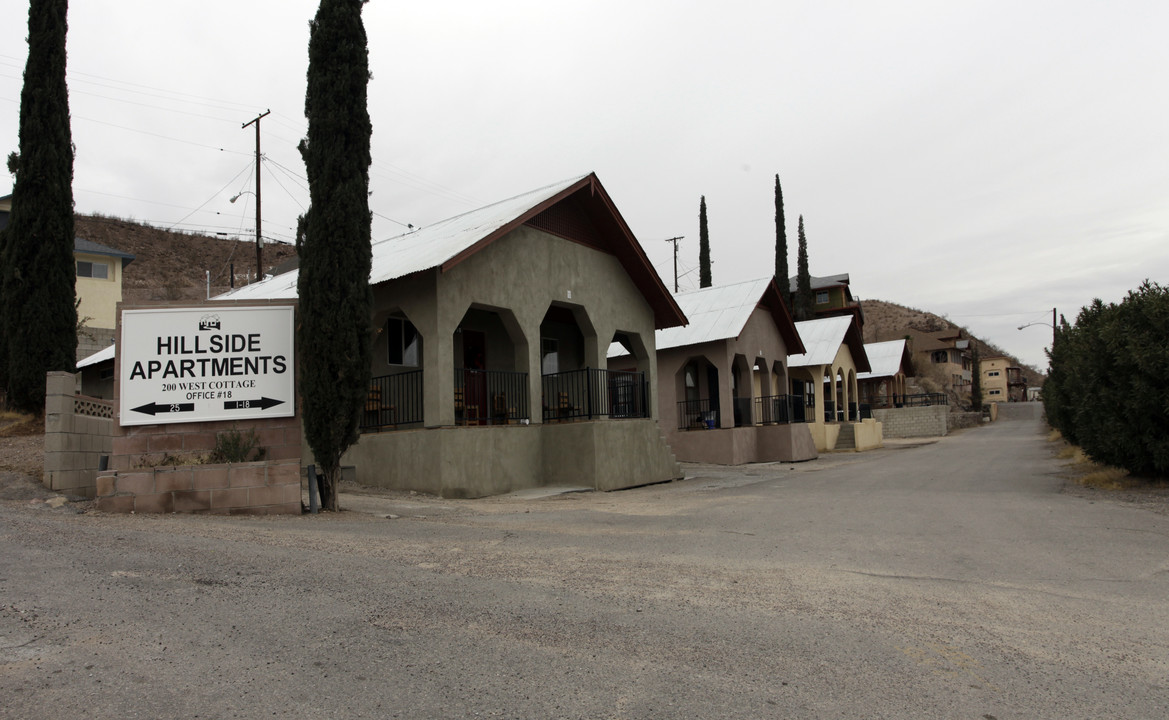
119;305;295;426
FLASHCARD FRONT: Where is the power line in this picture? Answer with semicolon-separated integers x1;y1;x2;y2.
166;161;254;231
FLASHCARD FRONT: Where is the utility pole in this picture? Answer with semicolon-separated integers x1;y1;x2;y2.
663;236;684;293
242;110;270;281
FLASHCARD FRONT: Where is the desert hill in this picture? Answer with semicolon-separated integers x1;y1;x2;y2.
862;298;1045;387
75;214;297;302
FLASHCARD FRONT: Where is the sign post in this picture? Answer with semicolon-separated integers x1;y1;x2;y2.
119;305;295;426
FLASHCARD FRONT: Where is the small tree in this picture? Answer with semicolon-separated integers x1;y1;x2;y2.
2;0;77;413
698;195;711;288
970;343;982;412
794;215;813;320
297;0;374;511
774;174;790;312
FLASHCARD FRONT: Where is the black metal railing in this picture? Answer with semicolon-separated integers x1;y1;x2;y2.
677;398;720;430
860;403;872;419
755;394;801;424
455;368;530;425
898;392;949;408
542;368;649;422
848;402;858;421
361;370;423;431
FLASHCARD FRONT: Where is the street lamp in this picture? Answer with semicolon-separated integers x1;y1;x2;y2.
229;191;262;282
1017;308;1057;348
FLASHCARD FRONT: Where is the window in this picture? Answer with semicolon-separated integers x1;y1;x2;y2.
386;317;419;366
988;389;1002;396
815;290;829;305
541;338;559;375
931;350;948;364
77;260;109;279
987;370;1000;377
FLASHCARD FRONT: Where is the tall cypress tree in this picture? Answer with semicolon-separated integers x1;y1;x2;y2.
2;0;77;413
698;195;711;288
970;343;982;412
297;0;373;511
794;215;813;321
774;175;789;311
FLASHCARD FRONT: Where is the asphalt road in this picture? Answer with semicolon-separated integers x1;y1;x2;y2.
2;404;1167;719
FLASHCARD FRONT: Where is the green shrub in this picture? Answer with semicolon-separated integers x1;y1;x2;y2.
1044;281;1169;476
209;425;265;464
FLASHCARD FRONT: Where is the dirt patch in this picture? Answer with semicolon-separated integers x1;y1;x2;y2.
1053;445;1169;515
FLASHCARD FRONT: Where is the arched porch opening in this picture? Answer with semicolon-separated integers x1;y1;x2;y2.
363;307;425;430
454;304;528;425
675;354;720;429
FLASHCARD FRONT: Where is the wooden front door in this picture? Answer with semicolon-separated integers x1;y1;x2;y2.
462;330;487;425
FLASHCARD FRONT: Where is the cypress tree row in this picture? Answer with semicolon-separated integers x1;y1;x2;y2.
794;215;813;321
2;0;77;413
698;195;711;288
774;175;789;311
297;0;374;511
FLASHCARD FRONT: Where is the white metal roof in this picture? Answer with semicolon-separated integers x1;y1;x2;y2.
653;277;773;351
217;174;588;301
77;343;115;368
856;339;906;380
787;316;853;367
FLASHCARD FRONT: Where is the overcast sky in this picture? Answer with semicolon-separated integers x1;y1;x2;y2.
3;1;1167;369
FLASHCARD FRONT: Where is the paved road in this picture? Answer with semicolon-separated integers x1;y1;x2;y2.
2;406;1167;718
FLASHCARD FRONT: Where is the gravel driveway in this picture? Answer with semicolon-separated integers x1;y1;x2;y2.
2;408;1167;719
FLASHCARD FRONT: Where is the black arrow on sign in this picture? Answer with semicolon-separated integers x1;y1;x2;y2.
223;397;285;411
131;402;195;416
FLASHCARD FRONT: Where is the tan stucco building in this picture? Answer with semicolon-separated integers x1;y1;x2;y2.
857;339;913;408
788;315;883;451
614;277;817;465
222;173;687;498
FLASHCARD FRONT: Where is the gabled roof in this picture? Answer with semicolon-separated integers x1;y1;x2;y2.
788;315;871;372
654;277;804;354
857;340;910;380
218;173;686;329
787;272;850;294
75;237;135;266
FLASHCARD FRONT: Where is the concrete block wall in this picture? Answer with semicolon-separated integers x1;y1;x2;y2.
43;371;113;498
96;458;300;514
110;414;302;471
871;405;949;438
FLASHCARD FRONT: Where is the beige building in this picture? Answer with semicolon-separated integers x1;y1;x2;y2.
74;238;135;360
221;173;687;498
788;316;882;451
905;328;971;396
857;339;912;408
981;355;1010;402
615;277;817;465
980;355;1027;403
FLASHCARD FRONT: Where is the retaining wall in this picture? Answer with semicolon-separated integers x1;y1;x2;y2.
871;405;949;438
96;458;300;514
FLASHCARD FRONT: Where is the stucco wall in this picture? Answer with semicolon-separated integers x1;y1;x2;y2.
346;419;681;498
